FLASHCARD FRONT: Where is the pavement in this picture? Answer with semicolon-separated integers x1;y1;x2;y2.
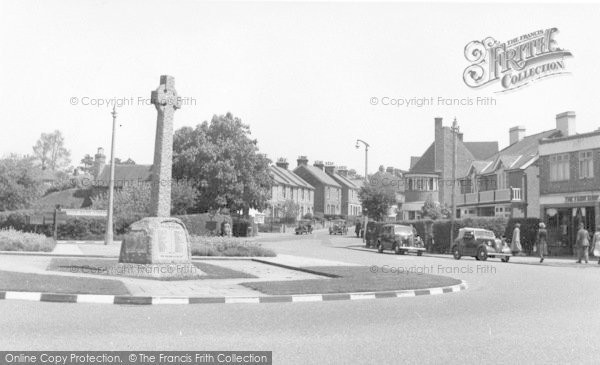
2;231;600;364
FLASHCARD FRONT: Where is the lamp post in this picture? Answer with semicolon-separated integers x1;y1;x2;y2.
104;106;117;245
356;139;370;243
450;118;460;247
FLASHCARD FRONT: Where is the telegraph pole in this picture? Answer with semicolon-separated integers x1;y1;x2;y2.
356;139;370;243
450;118;460;248
104;106;117;245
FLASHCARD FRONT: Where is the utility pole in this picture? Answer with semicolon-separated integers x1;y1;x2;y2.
105;106;117;245
450;118;460;248
356;139;370;243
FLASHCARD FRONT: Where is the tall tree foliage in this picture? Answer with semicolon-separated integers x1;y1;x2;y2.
0;155;44;211
358;183;396;221
172;112;272;215
32;130;71;171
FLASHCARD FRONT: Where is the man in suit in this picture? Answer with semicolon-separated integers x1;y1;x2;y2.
576;222;590;264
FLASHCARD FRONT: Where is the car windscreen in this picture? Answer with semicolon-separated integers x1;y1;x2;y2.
393;226;413;234
475;230;495;239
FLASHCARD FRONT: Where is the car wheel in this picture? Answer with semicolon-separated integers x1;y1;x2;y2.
502;256;510;263
377;241;384;253
417;252;423;256
477;247;488;261
452;246;461;260
475;256;480;261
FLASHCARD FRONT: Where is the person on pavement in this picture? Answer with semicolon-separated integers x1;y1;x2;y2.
536;223;548;263
575;223;590;264
592;226;600;265
511;223;522;256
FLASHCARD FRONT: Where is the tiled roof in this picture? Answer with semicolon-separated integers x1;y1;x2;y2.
409;143;436;173
370;170;405;193
294;165;341;187
464;142;499;160
329;172;360;190
479;129;561;173
270;166;314;189
97;164;153;186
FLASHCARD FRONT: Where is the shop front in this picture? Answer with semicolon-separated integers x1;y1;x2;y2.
540;193;599;256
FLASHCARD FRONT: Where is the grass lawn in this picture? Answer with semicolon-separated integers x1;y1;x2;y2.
190;236;276;257
242;266;461;295
47;258;257;280
0;270;130;295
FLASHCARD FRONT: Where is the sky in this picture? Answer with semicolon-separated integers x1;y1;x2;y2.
1;1;598;175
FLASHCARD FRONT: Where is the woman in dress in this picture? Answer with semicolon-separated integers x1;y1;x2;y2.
511;223;523;255
536;222;548;263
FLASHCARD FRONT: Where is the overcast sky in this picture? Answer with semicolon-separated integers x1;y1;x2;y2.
1;1;598;174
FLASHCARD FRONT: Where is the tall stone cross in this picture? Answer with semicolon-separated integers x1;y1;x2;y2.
150;75;182;217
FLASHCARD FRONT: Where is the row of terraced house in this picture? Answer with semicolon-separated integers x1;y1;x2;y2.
404;111;600;255
266;156;363;221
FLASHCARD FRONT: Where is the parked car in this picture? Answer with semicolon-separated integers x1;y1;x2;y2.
295;220;313;235
375;224;425;255
329;219;347;235
451;227;512;262
365;221;386;247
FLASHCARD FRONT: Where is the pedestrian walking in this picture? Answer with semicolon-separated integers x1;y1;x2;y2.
511;223;523;255
592;226;600;265
575;223;590;264
536;222;548;263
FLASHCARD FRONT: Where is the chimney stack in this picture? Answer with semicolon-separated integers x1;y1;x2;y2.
457;132;464;141
275;157;289;169
297;155;308;167
434;117;443;132
386;166;394;174
556;111;576;137
509;126;526;145
337;166;348;177
324;161;336;174
313;160;324;170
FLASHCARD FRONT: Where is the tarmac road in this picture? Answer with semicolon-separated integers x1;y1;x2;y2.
1;231;599;364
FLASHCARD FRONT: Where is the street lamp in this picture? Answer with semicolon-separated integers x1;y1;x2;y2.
450;118;460;247
105;106;118;245
356;139;369;243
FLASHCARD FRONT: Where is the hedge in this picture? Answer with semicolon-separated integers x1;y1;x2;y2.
175;213;232;236
505;217;541;254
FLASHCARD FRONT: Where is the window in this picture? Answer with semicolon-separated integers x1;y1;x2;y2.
283;186;287;198
497;170;506;189
301;189;305;201
549;154;570;181
579;151;594;178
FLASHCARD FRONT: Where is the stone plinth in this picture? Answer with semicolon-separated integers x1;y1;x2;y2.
118;217;204;279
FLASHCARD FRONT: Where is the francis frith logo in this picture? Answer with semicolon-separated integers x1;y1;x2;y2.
463;28;572;92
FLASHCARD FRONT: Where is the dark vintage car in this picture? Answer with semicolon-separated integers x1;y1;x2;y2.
365;221;385;247
452;227;511;262
295;220;313;235
329;219;347;235
375;224;425;255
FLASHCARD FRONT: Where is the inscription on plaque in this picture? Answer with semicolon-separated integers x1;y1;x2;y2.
154;222;188;261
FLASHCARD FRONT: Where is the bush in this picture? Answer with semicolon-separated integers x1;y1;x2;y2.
176;213;232;236
190;236;275;257
232;217;257;237
505;217;541;254
0;228;56;252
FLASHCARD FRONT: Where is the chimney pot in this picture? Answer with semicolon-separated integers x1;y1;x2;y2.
296;156;308;167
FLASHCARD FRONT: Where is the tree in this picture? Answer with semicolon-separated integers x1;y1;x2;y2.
172;112;273;216
171;179;200;215
32;130;71;171
113;157;136;165
79;154;94;174
358;183;396;221
421;195;451;219
0;155;44;211
278;200;300;224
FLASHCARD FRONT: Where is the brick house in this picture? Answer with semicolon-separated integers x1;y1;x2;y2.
293;157;342;218
457;120;564;219
538;113;600;255
324;163;362;219
403;117;498;220
268;158;315;220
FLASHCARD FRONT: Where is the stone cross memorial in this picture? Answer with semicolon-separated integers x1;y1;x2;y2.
118;75;203;279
